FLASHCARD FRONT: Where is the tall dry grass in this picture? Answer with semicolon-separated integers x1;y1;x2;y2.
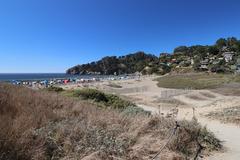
0;83;221;160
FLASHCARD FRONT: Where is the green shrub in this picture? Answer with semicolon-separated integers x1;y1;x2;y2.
105;94;136;109
47;86;64;92
73;89;108;102
66;88;138;110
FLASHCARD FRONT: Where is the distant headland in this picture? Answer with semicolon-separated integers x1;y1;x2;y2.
67;37;240;75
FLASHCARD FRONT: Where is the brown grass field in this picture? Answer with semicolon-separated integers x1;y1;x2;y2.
0;83;221;160
156;73;240;90
206;106;240;125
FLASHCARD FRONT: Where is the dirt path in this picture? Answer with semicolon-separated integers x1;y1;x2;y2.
199;117;240;160
193;98;240;160
138;104;240;160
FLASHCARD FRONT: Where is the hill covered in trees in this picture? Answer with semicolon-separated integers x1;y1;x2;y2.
67;52;167;75
67;37;240;75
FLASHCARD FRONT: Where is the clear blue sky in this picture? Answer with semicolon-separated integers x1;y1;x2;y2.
1;0;240;73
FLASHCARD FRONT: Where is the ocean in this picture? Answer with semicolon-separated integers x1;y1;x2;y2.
0;73;84;81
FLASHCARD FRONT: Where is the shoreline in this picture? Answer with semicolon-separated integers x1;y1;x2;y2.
2;74;147;89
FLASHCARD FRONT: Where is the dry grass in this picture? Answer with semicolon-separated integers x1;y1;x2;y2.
0;83;221;160
156;73;240;89
211;83;240;96
206;106;240;125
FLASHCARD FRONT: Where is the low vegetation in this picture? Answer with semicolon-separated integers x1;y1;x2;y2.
67;52;161;75
156;73;240;89
62;88;140;110
212;83;240;96
65;88;150;115
206;106;240;125
0;83;221;160
46;86;64;92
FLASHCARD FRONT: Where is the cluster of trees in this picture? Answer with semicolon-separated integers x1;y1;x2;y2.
67;52;165;75
67;37;240;75
172;37;240;72
173;37;240;58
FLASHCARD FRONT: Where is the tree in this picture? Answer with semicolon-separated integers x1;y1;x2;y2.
193;56;201;70
208;46;219;55
174;46;189;54
227;37;238;47
236;41;240;53
216;38;227;48
192;46;208;59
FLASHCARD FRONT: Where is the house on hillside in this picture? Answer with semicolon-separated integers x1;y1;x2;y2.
160;53;171;57
237;57;240;64
191;58;194;65
171;58;177;63
237;64;240;69
212;60;219;65
209;56;217;63
236;57;240;74
222;52;235;62
200;59;209;70
221;46;229;52
236;65;240;74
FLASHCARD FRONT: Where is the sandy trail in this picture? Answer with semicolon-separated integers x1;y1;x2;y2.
138;104;240;160
107;76;240;160
199;117;240;160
